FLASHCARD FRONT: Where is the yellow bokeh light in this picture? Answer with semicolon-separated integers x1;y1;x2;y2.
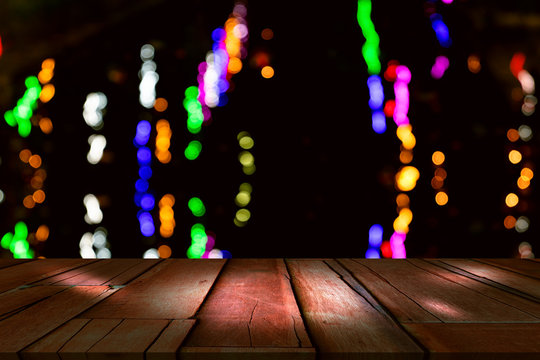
521;167;534;181
29;154;42;168
19;149;32;163
36;225;50;242
517;176;530;189
158;244;172;258
396;125;416;150
153;98;168;112
239;136;254;150
398;208;413;224
228;57;243;74
39;117;53;134
236;208;251;222
507;129;520;142
396;166;420;191
393;216;409;233
235;191;251;207
39;84;55;103
238;151;254;166
399;150;413;164
505;193;519;207
435;191;448;206
396;193;410;208
261;66;274;79
432;151;445;165
508;150;522;164
503;215;516;229
33;189;46;204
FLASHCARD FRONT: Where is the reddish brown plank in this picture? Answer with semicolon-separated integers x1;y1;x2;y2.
286;259;424;359
403;323;540;359
348;259;536;322
438;259;540;300
0;285;117;359
0;259;32;270
80;259;225;319
146;319;195;360
0;285;70;318
179;347;316;360
34;259;150;286
87;319;169;360
0;259;95;293
104;258;162;285
184;259;312;349
408;259;540;319
20;318;90;360
337;259;440;323
475;258;540;280
58;318;123;360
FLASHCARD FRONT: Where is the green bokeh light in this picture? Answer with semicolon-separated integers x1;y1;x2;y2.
188;197;206;217
185;140;202;160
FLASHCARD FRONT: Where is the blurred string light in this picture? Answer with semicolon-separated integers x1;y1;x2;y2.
180;2;248;259
139;44;159;108
356;0;385;133
431;151;448;205
83;194;103;224
134;119;156;236
425;1;452;79
365;224;383;258
20;149;47;210
83;92;107;130
467;54;481;74
504;53;536;248
0;34;3;57
159;194;175;238
155;119;172;164
79;228;111;259
235;132;254;228
391;65;417;258
1;222;33;258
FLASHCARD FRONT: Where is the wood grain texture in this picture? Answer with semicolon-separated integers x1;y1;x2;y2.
59;318;123;360
0;285;70;318
0;258;32;270
286;259;424;359
79;259;226;319
86;319;169;360
403;323;540;360
104;258;162;285
179;347;316;360
438;259;540;300
146;319;196;360
0;259;94;293
475;258;540;280
0;285;117;359
184;259;312;349
337;259;441;323
34;259;147;285
408;259;540;319
350;259;536;322
20;318;90;360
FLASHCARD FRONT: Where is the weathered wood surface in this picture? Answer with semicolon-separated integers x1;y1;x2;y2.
0;258;538;359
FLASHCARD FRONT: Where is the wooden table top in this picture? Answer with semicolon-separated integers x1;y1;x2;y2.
0;258;539;359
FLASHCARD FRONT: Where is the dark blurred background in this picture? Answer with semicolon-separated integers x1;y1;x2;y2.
0;0;538;259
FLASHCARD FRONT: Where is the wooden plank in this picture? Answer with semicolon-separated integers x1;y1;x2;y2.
408;259;540;319
34;259;148;286
58;318;123;360
20;318;91;360
286;259;424;359
104;258;162;285
87;319;169;360
337;259;441;323
0;285;70;318
438;259;540;300
403;323;540;360
80;259;226;319
184;259;312;349
0;259;33;270
0;285;118;359
474;258;540;280
349;259;536;322
146;319;196;360
179;347;316;360
0;259;95;293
